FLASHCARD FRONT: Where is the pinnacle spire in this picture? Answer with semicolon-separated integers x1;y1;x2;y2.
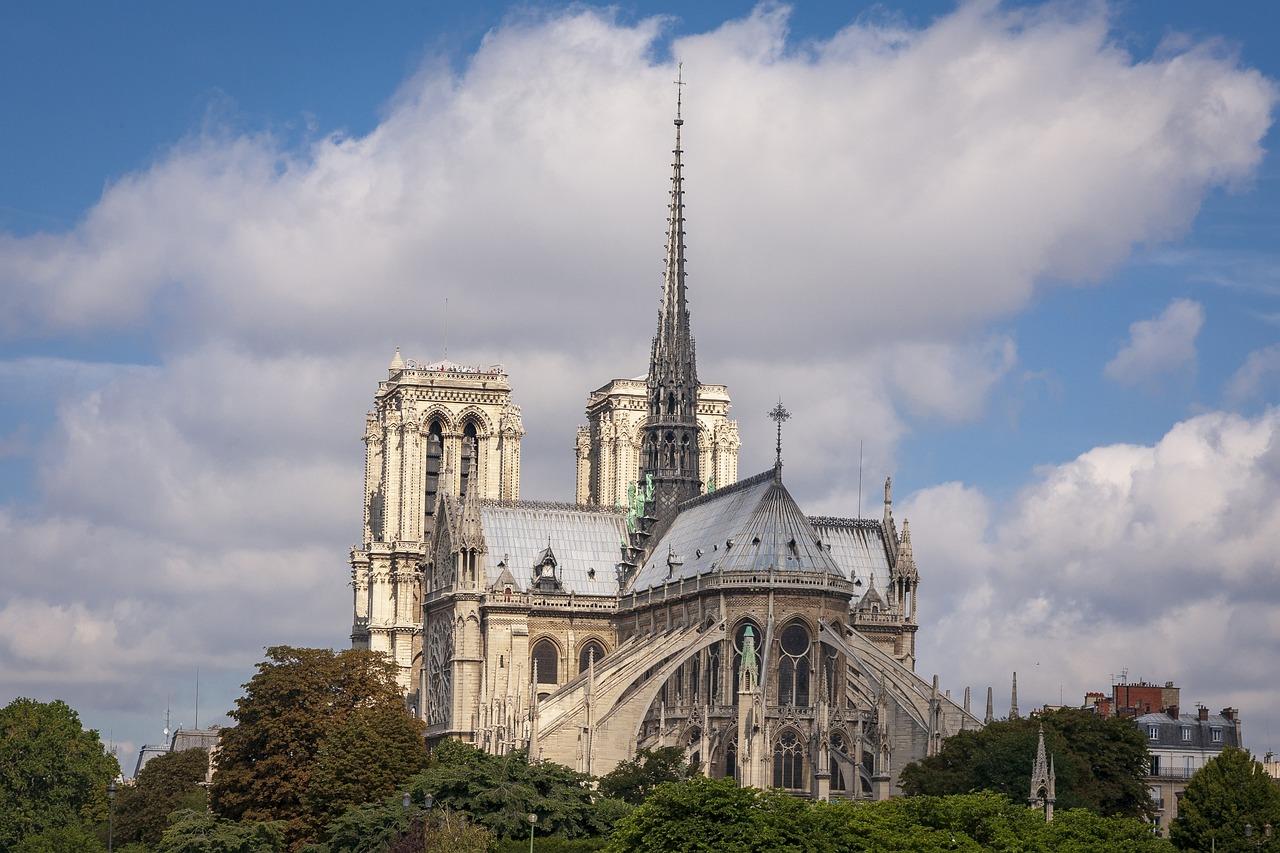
1010;672;1020;719
642;64;702;516
985;686;994;725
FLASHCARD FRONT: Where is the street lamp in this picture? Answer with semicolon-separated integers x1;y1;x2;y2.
528;813;538;853
402;790;411;811
1244;823;1274;846
424;793;434;811
107;779;117;853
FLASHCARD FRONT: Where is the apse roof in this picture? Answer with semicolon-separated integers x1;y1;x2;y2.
477;501;626;597
630;469;846;591
808;517;893;590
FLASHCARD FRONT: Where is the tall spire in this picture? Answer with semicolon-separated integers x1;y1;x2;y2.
985;686;994;725
1029;724;1056;821
1010;672;1020;719
642;63;702;517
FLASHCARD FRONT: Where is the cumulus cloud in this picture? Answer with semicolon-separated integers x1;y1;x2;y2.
0;2;1275;765
1226;342;1280;402
1103;298;1205;386
907;408;1280;746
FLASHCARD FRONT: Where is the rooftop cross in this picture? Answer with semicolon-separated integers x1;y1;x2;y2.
768;399;791;474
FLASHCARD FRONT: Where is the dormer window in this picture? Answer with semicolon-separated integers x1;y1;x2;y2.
1211;727;1223;743
1148;725;1159;739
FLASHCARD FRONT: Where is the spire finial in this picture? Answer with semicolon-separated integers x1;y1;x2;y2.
768;399;791;476
674;62;685;126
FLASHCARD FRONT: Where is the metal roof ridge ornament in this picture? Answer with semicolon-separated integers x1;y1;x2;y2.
768;399;791;481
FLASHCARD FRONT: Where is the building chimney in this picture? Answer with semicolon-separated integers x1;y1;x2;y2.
1222;708;1236;722
1168;704;1179;720
1198;706;1209;722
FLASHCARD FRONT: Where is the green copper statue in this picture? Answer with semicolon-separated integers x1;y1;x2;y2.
625;482;639;533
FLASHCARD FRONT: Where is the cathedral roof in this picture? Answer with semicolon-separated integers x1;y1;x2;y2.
475;500;626;597
808;516;893;591
629;469;846;591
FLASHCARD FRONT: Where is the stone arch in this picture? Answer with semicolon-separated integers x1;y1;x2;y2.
772;726;805;790
453;406;494;436
418;406;457;433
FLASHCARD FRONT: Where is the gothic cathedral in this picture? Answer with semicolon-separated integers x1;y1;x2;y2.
349;89;980;799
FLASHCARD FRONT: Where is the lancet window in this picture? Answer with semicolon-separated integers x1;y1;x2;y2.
578;640;605;675
424;419;443;521
459;421;478;499
772;729;804;790
532;638;559;685
777;622;811;707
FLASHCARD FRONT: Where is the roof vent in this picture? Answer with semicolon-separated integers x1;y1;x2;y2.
587;567;596;579
751;536;761;546
695;548;703;558
726;539;734;549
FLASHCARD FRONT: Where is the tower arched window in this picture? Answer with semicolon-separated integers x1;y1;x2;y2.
707;642;721;704
772;729;804;790
459;421;478;499
830;731;850;792
777;622;811;707
424;420;444;521
724;737;738;781
578;640;605;674
532;639;559;685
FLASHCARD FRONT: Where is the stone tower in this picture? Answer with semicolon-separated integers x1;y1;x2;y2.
641;79;703;518
351;352;524;692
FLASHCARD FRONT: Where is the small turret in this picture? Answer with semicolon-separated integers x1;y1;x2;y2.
389;347;405;372
1028;724;1056;821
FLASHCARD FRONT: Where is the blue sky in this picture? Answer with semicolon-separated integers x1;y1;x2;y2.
3;1;1280;768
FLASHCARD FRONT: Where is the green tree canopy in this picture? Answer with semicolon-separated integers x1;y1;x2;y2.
406;741;625;840
1171;747;1280;852
114;747;210;845
597;747;695;805
210;646;426;846
0;697;121;849
157;809;286;853
303;704;431;830
11;823;107;853
607;783;1172;853
898;708;1154;819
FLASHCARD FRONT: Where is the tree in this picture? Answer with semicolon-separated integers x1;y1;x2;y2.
11;823;106;853
303;705;431;829
597;747;695;804
210;646;425;846
1171;747;1280;852
406;741;621;840
605;776;814;853
899;708;1154;819
114;747;210;845
157;809;286;853
0;697;121;849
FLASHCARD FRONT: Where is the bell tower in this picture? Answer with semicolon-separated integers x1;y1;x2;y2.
641;67;702;517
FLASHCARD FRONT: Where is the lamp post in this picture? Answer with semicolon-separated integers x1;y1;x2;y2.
403;790;411;811
107;779;117;853
1245;822;1274;846
528;813;538;853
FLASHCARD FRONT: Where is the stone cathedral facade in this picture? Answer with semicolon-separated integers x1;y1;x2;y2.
350;95;980;799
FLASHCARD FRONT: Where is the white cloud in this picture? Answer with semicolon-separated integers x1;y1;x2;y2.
1227;343;1280;402
907;408;1280;748
1103;298;1205;386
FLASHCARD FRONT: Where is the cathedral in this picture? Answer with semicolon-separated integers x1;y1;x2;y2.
349;88;980;799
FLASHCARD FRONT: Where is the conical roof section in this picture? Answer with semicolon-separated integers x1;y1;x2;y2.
629;469;845;590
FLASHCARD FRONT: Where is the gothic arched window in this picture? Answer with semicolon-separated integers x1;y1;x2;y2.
707;642;721;704
777;622;811;707
531;639;559;685
830;731;850;792
424;419;444;521
459;421;478;499
688;653;701;704
578;640;605;674
772;729;804;790
724;737;738;781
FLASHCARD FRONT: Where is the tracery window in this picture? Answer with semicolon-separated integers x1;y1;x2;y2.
424;420;444;521
707;643;721;704
532;638;559;684
724;737;738;781
578;640;605;675
772;729;804;790
777;622;811;707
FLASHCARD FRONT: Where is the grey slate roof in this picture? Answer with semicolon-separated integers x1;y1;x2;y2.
477;501;626;597
809;517;893;590
630;469;845;591
1134;712;1240;751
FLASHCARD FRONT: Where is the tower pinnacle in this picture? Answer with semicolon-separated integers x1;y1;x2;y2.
642;66;702;516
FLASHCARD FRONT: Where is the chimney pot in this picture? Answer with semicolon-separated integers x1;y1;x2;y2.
1168;704;1180;720
1198;706;1209;721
